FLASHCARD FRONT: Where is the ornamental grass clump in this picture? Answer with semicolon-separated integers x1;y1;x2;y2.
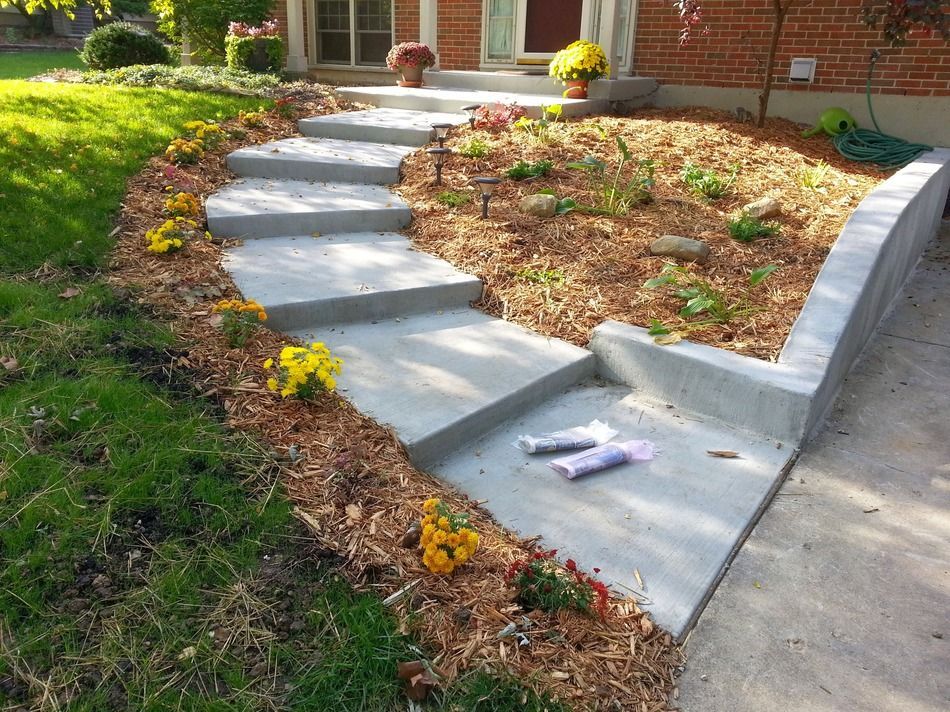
505;549;610;619
264;342;343;398
385;41;436;72
419;498;479;575
212;298;267;347
549;40;609;82
163;190;200;218
145;217;207;254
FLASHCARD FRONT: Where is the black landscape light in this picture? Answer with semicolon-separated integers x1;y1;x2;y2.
461;104;480;129
426;147;452;185
472;177;501;219
431;123;453;147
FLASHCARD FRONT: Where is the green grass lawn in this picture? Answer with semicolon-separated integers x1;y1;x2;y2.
0;48;85;79
0;58;564;711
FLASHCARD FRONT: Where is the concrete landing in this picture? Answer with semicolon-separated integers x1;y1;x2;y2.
299;108;468;147
226;137;413;184
292;309;596;468
433;381;794;639
224;234;483;331
205;178;411;239
677;225;950;711
334;85;601;118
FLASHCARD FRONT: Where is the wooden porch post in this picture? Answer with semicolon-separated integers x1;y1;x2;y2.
180;31;196;66
286;0;309;73
599;0;621;80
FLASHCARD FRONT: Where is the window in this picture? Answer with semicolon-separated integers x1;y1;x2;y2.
315;0;392;66
486;0;515;62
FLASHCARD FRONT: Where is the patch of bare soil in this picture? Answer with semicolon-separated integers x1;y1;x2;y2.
107;91;683;710
397;108;885;360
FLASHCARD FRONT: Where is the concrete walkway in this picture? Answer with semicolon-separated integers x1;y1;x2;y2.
678;222;950;711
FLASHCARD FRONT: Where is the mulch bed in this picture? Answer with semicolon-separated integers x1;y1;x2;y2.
397;108;886;360
107;89;683;710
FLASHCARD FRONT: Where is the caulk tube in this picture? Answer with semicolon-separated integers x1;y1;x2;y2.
515;419;617;454
548;440;655;480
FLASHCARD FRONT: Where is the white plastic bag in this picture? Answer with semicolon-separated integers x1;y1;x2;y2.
514;419;618;454
548;440;655;480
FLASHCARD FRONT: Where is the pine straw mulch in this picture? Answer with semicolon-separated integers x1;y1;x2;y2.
105;92;683;710
397;108;886;360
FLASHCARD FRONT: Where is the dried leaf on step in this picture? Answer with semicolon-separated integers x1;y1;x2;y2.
653;333;682;346
707;450;740;458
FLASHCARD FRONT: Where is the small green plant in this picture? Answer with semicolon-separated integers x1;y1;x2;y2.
728;213;780;242
436;191;471;207
513;103;563;143
566;136;655;216
680;162;739;200
457;137;492;158
799;159;831;190
516;267;565;285
644;263;778;331
505;159;553;180
505;550;609;619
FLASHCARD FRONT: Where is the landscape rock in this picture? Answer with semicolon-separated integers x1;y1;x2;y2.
743;196;782;220
519;194;557;218
649;235;711;264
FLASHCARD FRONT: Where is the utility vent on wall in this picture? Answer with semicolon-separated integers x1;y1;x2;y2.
789;58;817;83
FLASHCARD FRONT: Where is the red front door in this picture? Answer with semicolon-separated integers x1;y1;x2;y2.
523;0;583;54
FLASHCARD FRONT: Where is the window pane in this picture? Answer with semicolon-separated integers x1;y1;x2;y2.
319;32;351;63
357;0;392;31
357;32;390;65
486;0;514;61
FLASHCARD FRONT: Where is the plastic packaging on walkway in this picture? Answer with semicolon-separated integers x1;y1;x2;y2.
514;419;618;454
548;440;655;480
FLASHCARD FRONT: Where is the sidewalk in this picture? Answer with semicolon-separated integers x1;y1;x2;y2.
678;222;950;711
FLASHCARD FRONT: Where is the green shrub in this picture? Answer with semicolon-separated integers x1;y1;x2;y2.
81;64;282;94
79;22;172;70
458;137;492;158
680;162;739;200
728;213;779;242
225;35;283;72
152;0;275;62
505;159;553;180
436;191;470;207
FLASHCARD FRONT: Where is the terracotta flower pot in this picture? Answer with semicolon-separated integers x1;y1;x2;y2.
564;79;589;99
397;63;424;87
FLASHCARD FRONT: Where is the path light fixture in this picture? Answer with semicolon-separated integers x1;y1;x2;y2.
472;177;501;219
461;104;480;129
431;123;453;148
426;147;452;185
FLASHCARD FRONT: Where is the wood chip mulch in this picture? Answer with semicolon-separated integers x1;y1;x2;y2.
106;89;684;710
397;108;885;360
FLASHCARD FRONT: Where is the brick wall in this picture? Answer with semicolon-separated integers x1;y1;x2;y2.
437;1;483;69
394;0;419;44
634;0;950;97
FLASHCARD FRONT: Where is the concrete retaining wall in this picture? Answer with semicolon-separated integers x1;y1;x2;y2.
591;148;950;446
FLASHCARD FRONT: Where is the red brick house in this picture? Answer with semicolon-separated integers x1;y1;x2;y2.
274;1;949;144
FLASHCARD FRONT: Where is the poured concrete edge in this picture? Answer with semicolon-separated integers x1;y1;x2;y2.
591;148;950;446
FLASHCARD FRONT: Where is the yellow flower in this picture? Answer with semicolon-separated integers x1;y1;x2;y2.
438;516;450;531
263;358;273;369
266;377;278;391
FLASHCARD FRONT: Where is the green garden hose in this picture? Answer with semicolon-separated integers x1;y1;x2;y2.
832;50;932;169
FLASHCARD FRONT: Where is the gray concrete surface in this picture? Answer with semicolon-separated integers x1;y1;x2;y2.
226;137;413;184
206;178;411;239
224;234;483;331
677;224;950;712
298;108;468;146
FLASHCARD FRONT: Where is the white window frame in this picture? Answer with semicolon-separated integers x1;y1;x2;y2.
309;0;395;70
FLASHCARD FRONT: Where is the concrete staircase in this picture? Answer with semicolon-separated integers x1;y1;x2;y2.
206;104;793;639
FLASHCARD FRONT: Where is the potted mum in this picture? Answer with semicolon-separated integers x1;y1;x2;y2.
549;40;609;99
386;41;436;87
225;20;283;73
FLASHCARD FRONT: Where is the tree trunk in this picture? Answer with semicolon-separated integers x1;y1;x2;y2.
757;0;795;128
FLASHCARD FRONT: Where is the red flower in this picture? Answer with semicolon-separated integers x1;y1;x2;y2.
593;567;601;573
565;559;577;572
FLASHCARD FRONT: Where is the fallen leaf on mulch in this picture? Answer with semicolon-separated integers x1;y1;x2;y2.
58;287;81;299
0;356;19;372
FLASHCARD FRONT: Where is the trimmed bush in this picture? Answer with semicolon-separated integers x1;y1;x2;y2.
80;22;172;70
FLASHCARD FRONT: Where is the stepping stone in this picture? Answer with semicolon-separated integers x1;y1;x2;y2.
227;137;414;184
291;309;596;468
206;178;410;239
224;233;483;331
433;380;794;638
299;108;468;147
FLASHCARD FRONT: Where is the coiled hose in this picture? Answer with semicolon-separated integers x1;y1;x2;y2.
832;50;932;169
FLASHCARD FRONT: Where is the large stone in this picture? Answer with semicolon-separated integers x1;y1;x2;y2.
650;235;711;264
743;196;782;220
519;194;557;218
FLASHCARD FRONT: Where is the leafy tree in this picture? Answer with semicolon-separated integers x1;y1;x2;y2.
0;0;111;18
674;1;948;128
150;0;275;62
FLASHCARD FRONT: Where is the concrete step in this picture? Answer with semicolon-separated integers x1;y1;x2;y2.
224;233;483;331
226;137;414;184
299;108;468;147
432;380;794;639
334;85;603;118
206;178;411;239
422;70;659;101
292;309;596;468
